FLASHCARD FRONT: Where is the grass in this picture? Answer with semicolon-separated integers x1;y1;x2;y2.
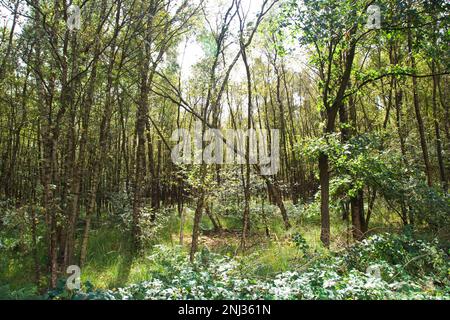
0;199;427;296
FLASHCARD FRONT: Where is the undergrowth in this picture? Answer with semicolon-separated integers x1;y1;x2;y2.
44;232;450;300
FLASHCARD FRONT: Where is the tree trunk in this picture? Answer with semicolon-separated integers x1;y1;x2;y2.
190;190;205;262
80;0;121;266
408;25;433;187
319;152;330;247
432;61;447;192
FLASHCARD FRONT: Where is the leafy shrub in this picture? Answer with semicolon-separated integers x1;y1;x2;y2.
46;233;449;300
342;233;449;282
0;284;39;300
300;132;450;228
292;233;310;257
107;193;172;248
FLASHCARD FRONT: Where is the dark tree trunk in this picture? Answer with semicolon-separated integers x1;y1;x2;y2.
408;25;433;187
319;152;330;247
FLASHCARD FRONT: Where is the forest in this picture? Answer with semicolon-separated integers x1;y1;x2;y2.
0;0;449;300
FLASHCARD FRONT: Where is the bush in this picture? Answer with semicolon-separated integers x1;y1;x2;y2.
301;132;450;228
46;233;450;300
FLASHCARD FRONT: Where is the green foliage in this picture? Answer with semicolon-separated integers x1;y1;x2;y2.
301;132;450;227
46;233;449;300
0;284;40;300
106;192;174;248
343;233;449;281
1;0;449;302
292;233;310;257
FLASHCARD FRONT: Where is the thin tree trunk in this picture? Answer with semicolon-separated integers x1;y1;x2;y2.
432;61;447;192
319;152;330;247
408;25;433;187
80;0;121;266
190;187;205;262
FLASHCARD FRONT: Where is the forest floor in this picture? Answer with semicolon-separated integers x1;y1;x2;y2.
1;204;449;300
